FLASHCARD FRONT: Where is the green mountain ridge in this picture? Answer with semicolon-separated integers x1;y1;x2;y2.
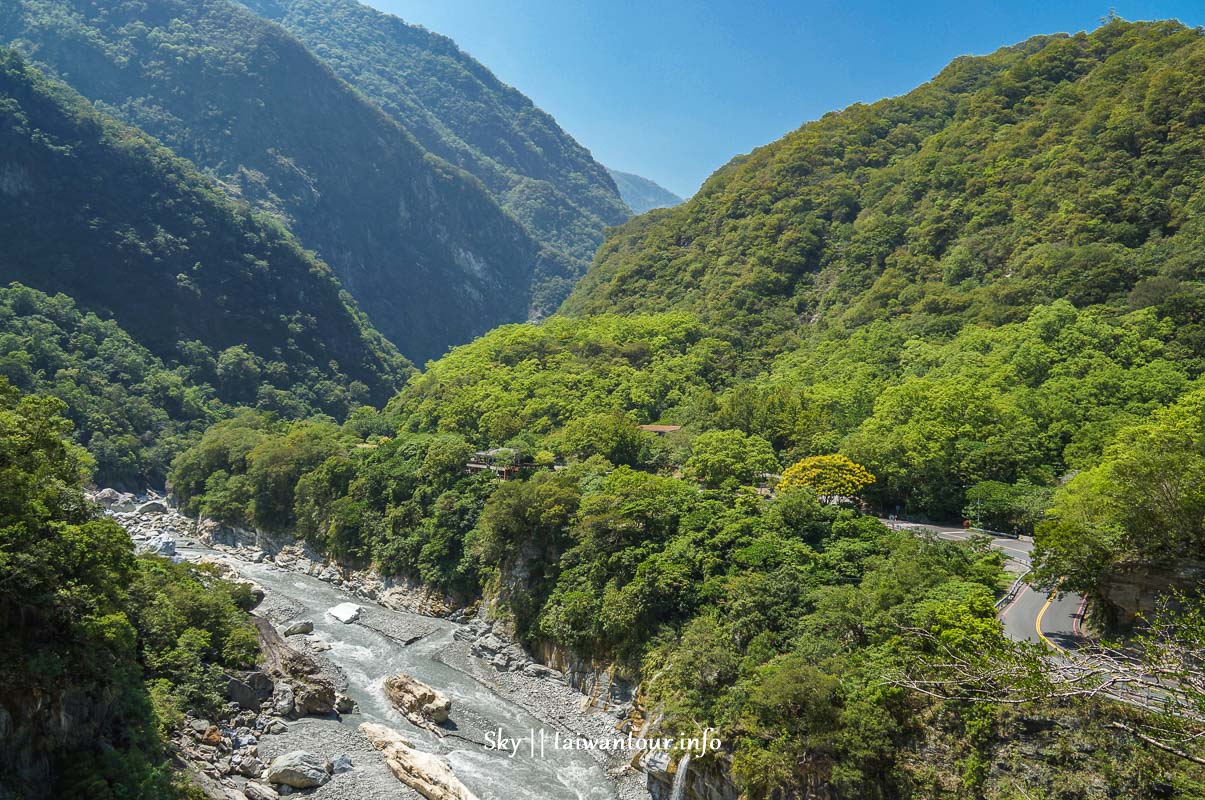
1;0;556;363
237;0;632;313
1;13;1203;800
0;49;410;483
564;21;1205;357
607;168;684;214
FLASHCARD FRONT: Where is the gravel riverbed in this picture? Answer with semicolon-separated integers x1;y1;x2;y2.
103;498;652;800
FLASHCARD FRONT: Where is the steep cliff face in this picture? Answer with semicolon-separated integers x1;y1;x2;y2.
3;0;549;362
237;0;632;314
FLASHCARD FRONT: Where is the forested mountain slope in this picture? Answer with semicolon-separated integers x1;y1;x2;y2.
607;168;684;214
565;21;1205;356
239;0;632;313
1;0;550;362
0;51;411;482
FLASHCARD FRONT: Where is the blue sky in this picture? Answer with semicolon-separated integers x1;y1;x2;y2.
366;1;1203;198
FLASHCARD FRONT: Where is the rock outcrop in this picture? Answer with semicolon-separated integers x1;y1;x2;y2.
360;723;478;800
384;673;451;726
252;616;336;717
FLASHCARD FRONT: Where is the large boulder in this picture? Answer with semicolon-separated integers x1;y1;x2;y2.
251;615;335;718
93;487;121;506
136;500;168;514
265;751;330;789
293;681;336;716
283;620;314;636
360;723;477;800
384;673;451;725
271;683;295;717
327;602;361;623
94;488;138;512
137;533;175;557
225;674;262;712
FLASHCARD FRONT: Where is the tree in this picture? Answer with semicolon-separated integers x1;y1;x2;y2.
1032;385;1205;596
551;411;648;466
778;454;874;502
684;429;779;488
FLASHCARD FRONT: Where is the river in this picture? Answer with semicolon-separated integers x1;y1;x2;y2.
205;551;623;800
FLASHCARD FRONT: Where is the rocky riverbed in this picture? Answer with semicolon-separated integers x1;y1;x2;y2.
94;492;655;800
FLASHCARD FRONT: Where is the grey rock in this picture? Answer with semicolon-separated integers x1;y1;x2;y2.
94;488;121;506
232;731;259;749
232;753;266;777
265;751;330;789
190;718;213;733
136;500;168;514
335;694;356;714
271;683;295;716
243;782;280;800
330;753;354;774
226;675;262;712
521;663;557;679
473;633;506;656
282;620;313;636
643;750;671;780
110;493;137;513
245;671;276;700
137;532;176;557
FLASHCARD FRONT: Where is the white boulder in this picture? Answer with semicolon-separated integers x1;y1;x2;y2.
360;723;478;800
327;602;361;623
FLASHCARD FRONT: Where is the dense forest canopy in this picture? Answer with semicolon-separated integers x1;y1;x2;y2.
0;49;412;484
565;20;1205;360
1;10;1203;799
0;0;554;362
0;380;256;799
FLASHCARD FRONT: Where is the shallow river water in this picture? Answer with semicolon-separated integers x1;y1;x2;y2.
228;556;618;800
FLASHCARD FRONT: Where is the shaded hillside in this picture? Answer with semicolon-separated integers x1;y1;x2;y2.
0;50;410;481
565;21;1205;355
0;382;261;800
239;0;632;313
0;284;226;487
607;168;683;214
1;0;550;362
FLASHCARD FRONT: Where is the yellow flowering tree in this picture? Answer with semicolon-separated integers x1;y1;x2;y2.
777;454;874;501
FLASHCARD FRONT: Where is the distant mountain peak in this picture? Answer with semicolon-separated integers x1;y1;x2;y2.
607;168;684;214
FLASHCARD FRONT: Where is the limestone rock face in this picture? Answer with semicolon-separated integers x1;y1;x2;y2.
265;750;331;788
360;723;478;800
384;673;451;725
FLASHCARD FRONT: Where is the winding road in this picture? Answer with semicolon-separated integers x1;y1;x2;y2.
883;519;1089;650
